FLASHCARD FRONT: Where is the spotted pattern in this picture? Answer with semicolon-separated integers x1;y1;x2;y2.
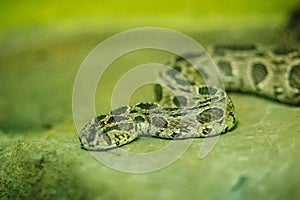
79;44;300;151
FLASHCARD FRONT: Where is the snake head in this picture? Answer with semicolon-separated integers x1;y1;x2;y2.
79;114;138;151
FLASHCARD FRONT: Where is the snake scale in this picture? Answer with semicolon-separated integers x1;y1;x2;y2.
79;44;300;151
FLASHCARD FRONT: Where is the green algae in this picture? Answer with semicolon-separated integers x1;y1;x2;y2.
0;133;120;200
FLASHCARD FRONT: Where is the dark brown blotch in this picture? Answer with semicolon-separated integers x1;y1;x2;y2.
215;44;256;51
217;60;233;76
111;106;128;115
251;63;268;85
107;116;129;124
197;107;224;123
96;115;107;122
86;130;96;142
175;78;190;86
103;133;112;145
198;86;217;95
154;84;163;102
173;96;187;107
289;64;300;89
151;116;168;128
134;115;146;123
173;65;182;72
166;69;178;79
272;48;297;55
136;102;158;110
118;123;134;131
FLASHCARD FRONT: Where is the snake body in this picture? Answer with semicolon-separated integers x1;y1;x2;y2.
79;44;300;151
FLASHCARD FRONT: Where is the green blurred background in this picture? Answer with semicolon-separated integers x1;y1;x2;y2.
0;0;299;132
0;1;300;199
0;0;299;31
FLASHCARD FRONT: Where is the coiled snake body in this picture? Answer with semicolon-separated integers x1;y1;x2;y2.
79;44;300;150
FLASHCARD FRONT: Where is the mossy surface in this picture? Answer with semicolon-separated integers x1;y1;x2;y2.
1;94;299;199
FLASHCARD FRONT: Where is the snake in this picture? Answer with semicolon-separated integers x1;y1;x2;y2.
79;44;300;151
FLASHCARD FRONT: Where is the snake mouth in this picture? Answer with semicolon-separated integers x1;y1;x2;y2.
79;140;130;151
80;139;140;151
